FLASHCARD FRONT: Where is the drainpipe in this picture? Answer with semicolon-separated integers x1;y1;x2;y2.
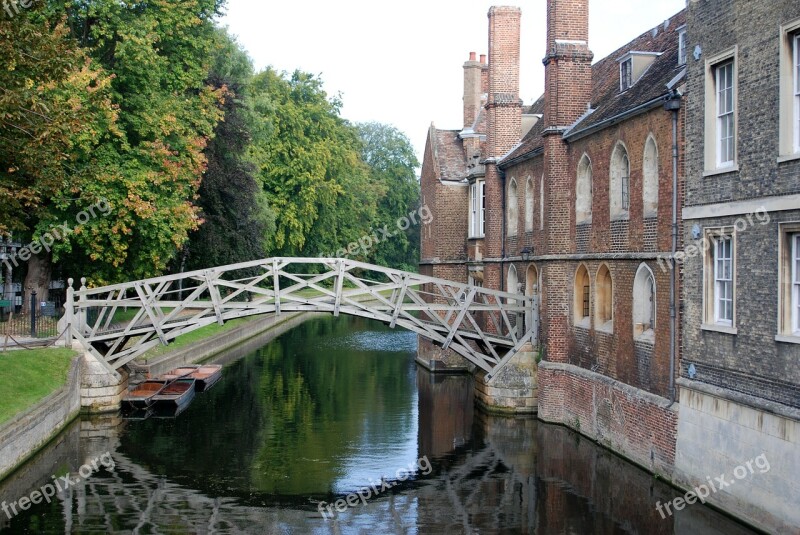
664;90;682;404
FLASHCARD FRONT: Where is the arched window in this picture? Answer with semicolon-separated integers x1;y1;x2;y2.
633;263;656;339
610;143;630;219
525;177;534;232
595;264;613;331
576;154;592;224
643;136;659;217
573;264;591;327
540;174;545;230
507;178;518;236
507;264;519;303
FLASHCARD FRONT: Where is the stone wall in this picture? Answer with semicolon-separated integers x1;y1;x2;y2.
674;379;800;534
0;356;82;480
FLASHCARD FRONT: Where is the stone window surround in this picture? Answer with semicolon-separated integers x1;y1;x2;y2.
776;222;800;343
595;264;614;333
469;179;485;238
778;18;800;159
643;134;659;218
574;263;591;328
703;46;739;175
525;176;535;232
576;153;592;224
678;25;687;66
633;262;656;341
507;177;519;237
610;142;631;221
702;226;738;334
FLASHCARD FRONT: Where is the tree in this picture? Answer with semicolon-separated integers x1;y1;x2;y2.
356;122;420;271
182;30;275;272
248;69;381;259
26;0;226;287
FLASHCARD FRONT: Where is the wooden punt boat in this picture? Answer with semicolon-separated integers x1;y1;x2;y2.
123;380;168;410
151;378;196;409
161;365;223;392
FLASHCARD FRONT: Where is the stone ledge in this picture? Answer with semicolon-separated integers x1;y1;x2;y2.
677;377;800;422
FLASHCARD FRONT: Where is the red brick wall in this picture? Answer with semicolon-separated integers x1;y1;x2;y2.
538;363;678;476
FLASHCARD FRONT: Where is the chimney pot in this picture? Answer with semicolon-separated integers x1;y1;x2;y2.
469;51;477;61
480;54;487;64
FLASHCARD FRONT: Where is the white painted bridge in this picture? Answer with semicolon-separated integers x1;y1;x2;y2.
62;258;538;382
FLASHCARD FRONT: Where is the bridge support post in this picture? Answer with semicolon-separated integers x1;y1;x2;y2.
415;337;475;373
79;349;128;414
474;342;538;414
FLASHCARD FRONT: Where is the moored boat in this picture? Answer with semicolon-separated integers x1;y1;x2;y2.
123;380;168;410
161;364;223;392
151;378;196;409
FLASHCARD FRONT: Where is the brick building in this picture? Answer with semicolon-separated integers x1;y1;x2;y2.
420;1;799;530
421;0;686;472
673;0;800;531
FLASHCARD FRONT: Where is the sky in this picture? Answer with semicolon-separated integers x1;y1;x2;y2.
221;0;687;161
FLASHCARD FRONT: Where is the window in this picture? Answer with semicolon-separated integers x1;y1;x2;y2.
703;230;735;330
507;178;518;237
469;180;485;238
525;177;534;232
610;143;630;219
620;59;633;91
678;29;687;66
716;61;735;167
573;265;590;327
507;264;519;300
576;154;592;224
539;174;545;230
595;264;613;332
704;48;737;172
778;224;800;340
779;23;800;157
643;136;659;217
793;234;800;334
633;263;656;339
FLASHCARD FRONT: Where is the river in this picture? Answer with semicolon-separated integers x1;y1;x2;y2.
0;315;758;534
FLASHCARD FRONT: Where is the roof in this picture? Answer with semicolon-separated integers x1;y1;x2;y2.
431;128;466;182
500;8;686;165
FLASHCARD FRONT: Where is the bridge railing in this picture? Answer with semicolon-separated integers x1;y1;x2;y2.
62;258;536;380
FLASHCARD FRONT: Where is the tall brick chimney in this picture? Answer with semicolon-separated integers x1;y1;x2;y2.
463;52;483;129
483;5;522;293
541;0;593;363
543;0;593;129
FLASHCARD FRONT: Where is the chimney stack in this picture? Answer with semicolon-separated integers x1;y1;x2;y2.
486;6;522;158
463;52;483;129
543;0;593;129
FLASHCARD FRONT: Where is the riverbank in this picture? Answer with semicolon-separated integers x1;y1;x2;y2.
0;350;81;481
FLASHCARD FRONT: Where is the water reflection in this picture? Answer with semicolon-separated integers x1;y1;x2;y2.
0;316;757;534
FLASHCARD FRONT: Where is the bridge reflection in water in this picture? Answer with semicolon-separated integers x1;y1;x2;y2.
0;316;756;534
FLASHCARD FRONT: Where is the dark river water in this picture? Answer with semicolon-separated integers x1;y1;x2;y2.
0;315;758;534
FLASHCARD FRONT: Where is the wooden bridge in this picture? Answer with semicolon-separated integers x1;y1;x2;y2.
61;258;538;383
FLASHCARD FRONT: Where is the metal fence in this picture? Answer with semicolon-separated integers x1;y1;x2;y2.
0;293;63;339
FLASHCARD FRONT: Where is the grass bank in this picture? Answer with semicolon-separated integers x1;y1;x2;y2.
0;348;76;425
138;316;258;361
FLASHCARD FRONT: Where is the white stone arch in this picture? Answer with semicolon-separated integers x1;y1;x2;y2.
525;176;534;232
576;153;592;224
610;141;631;220
633;262;656;339
507;177;519;236
643;134;659;217
595;263;614;331
573;263;591;327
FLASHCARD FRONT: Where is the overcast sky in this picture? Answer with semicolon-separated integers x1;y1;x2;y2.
221;0;687;160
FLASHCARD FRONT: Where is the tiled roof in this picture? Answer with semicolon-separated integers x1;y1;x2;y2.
433;128;466;182
500;8;686;164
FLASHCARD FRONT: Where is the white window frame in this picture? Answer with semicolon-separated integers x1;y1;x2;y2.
678;28;687;66
469;180;485;238
703;47;738;174
716;61;735;168
525;177;534;232
620;59;633;91
702;228;737;333
713;235;734;325
793;234;800;334
794;34;800;153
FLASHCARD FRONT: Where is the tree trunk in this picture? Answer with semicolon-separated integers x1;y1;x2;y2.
22;251;52;314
